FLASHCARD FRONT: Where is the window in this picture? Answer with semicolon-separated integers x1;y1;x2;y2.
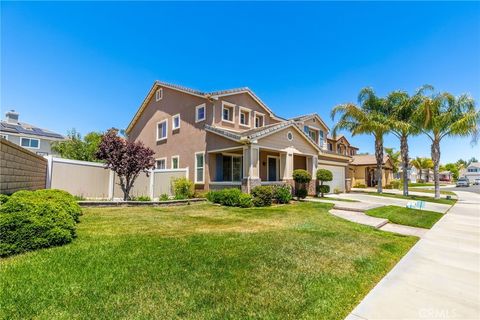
172;114;180;130
287;131;293;141
157;120;168;141
254;112;264;128
319;130;324;147
155;88;163;101
171;156;179;169
222;102;235;123
468;168;479;172
195;152;205;183
20;137;39;149
308;129;317;142
304;126;309;134
328;143;333;151
221;155;243;181
239;107;251;127
195;104;206;123
156;158;166;169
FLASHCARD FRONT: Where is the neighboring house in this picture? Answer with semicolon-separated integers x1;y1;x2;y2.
397;165;418;183
439;171;452;182
464;162;480;182
0;110;64;156
326;135;359;156
349;155;394;187
126;81;355;194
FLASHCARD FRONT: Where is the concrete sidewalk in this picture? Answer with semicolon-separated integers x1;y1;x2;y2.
346;190;480;320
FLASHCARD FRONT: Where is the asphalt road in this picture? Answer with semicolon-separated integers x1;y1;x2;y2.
452;184;480;194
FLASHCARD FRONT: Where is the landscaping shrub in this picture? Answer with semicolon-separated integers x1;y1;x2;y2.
317;185;330;195
390;179;401;189
172;178;194;200
272;185;292;204
0;189;82;257
159;194;170;201
0;194;9;205
238;193;253;208
251;186;274;207
354;183;366;188
132;195;151;201
333;188;341;194
206;188;252;207
295;188;308;199
316;168;333;197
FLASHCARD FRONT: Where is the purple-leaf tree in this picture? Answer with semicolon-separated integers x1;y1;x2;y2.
96;128;155;200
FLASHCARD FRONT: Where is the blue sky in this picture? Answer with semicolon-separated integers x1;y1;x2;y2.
1;1;479;163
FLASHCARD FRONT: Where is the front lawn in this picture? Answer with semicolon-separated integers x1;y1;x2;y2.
363;191;457;205
408;188;456;196
366;205;443;229
316;196;359;202
0;202;417;320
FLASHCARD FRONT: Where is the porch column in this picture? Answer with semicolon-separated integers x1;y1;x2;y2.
242;145;260;193
307;156;318;195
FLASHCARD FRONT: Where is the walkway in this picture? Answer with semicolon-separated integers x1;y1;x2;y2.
346;190;480;320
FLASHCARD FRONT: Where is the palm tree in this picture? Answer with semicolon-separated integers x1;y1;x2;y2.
331;88;390;193
410;157;434;183
413;90;480;198
384;147;400;173
384;86;429;195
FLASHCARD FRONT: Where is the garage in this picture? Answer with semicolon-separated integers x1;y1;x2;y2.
319;164;345;193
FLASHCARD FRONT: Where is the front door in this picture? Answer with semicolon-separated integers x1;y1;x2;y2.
268;157;278;181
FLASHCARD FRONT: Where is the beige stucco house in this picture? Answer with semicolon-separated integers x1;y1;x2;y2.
126;81;355;194
349;154;394;187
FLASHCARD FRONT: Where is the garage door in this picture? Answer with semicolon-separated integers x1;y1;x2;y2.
319;165;345;193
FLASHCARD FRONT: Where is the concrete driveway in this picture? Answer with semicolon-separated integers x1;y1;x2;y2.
346;190;480;320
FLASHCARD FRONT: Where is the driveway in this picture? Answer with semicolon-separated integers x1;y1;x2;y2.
346;190;480;320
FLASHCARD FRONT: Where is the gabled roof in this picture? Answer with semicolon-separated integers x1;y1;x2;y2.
290;113;330;132
467;162;480;168
0;120;64;140
205;120;322;152
351;154;391;166
126;80;285;133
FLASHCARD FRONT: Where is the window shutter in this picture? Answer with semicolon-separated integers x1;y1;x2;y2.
216;154;223;181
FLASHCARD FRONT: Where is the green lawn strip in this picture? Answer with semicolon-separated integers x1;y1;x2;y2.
408;183;448;187
0;202;417;320
365;205;443;229
315;197;359;202
363;191;456;205
407;188;456;196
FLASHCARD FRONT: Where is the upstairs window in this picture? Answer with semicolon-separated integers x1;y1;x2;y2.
222;102;235;123
254;112;264;128
20;137;39;149
195;104;206;123
319;130;324;146
171;156;179;169
239;108;251;127
172;114;181;130
155;88;163;101
304;126;309;134
157;120;168;141
308;129;317;142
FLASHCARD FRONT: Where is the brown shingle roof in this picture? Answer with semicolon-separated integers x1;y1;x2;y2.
351;154;390;166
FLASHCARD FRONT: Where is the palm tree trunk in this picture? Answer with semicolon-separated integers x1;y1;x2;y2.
375;135;383;193
400;135;409;196
431;139;441;199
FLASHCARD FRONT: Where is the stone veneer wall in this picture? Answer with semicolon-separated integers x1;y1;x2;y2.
0;138;47;194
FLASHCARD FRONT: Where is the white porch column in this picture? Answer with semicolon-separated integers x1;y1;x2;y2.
242;145;260;193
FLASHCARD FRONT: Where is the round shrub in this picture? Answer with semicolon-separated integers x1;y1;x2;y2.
0;189;81;257
316;169;333;182
251;186;274;207
0;194;9;205
172;177;194;200
238;193;253;208
292;169;312;184
295;188;308;199
317;185;330;195
272;185;292;204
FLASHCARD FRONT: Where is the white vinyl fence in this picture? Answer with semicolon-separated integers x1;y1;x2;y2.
46;156;188;200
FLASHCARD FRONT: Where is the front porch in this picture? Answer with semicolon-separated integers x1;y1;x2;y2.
208;146;317;194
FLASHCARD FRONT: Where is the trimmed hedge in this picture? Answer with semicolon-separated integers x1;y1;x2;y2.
317;185;330;195
0;189;82;257
172;177;194;200
251;186;274;207
207;188;253;208
272;185;292;204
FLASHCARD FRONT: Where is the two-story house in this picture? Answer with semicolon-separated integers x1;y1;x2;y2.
0;110;64;156
126;81;354;194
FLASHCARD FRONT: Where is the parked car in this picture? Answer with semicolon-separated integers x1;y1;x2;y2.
474;178;480;185
456;178;470;187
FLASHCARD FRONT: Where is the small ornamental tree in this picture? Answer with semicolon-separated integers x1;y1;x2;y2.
292;169;311;199
96;128;155;200
316;169;333;197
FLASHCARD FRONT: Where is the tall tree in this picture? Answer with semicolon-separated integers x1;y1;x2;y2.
413;90;480;198
96;128;155;200
410;157;434;182
384;147;400;174
52;129;103;162
331;88;390;193
384;87;429;195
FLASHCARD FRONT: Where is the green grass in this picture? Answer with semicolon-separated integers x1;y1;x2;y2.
407;188;456;196
316;196;359;202
0;202;417;320
363;191;456;205
366;205;444;229
408;182;448;187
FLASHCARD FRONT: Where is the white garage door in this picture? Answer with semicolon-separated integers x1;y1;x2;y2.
319;165;345;193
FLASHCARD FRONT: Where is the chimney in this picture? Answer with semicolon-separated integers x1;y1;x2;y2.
5;110;19;124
